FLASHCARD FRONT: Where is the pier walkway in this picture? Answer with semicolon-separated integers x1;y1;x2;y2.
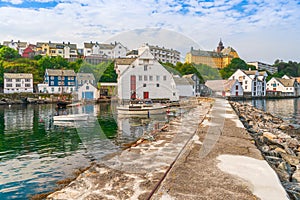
47;98;287;200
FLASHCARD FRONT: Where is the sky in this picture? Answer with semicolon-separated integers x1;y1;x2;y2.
0;0;299;64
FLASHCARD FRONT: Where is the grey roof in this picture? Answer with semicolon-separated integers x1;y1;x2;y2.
4;73;33;79
3;41;27;48
243;70;267;76
77;73;95;81
276;78;296;87
205;79;237;92
190;49;223;58
173;76;193;86
115;58;136;65
46;69;76;76
36;42;77;50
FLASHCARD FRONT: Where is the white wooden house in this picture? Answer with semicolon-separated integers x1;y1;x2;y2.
77;82;99;101
229;69;267;97
205;79;243;97
173;75;194;97
115;45;179;101
267;77;298;97
4;73;33;93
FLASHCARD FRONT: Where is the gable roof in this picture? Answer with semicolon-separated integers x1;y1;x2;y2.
46;69;76;76
275;78;296;87
242;70;267;76
36;42;77;50
115;58;136;65
173;76;193;86
4;73;33;79
77;73;95;80
205;79;238;92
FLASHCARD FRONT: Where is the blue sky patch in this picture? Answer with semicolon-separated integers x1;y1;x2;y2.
0;1;59;9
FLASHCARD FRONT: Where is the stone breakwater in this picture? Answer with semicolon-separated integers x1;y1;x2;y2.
230;101;300;199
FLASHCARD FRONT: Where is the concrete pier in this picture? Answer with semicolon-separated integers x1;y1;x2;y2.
47;98;288;200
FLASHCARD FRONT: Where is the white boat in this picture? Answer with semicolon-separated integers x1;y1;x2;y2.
53;113;89;121
117;100;167;115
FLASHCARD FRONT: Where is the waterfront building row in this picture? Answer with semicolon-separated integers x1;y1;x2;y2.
2;40;181;65
205;69;300;98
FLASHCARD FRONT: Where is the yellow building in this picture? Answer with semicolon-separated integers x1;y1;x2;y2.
36;41;78;59
185;40;239;69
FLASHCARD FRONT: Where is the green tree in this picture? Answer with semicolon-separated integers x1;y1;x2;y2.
0;46;20;60
219;58;255;79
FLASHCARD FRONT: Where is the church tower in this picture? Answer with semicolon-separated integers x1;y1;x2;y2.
216;38;224;53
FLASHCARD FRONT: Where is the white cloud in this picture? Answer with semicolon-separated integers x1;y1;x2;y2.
2;0;23;4
0;0;299;63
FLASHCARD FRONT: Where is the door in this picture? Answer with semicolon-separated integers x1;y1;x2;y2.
143;91;149;99
85;91;94;99
130;75;136;99
236;91;238;96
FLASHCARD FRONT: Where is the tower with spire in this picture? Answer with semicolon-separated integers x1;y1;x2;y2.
216;38;224;53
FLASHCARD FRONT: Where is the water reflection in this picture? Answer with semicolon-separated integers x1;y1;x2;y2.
0;103;170;199
240;98;300;125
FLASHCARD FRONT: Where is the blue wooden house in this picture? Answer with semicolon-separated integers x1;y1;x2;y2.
38;69;76;94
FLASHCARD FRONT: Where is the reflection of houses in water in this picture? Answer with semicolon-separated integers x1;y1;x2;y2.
4;105;34;130
117;114;167;143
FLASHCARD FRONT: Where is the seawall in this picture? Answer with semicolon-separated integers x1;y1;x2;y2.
46;98;289;200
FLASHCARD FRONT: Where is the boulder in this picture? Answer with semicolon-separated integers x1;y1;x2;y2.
279;124;290;130
263;132;277;140
274;147;286;154
287;138;299;149
280;153;300;166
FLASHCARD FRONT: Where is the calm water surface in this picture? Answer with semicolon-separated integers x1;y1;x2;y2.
239;98;300;125
0;103;168;199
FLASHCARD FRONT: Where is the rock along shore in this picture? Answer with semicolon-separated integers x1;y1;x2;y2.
46;98;290;200
230;101;300;199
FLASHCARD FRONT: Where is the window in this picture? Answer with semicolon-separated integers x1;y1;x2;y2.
144;75;148;81
245;80;248;84
16;79;21;82
149;76;153;81
58;87;61;92
51;87;54;92
144;65;148;71
156;76;160;81
51;50;56;53
51;81;54;85
143;84;146;87
25;84;31;87
173;92;176;96
139;75;142;81
6;83;12;87
70;88;73;92
163;76;167;81
86;86;89;90
25;79;30;82
58;76;61;80
243;76;245;79
156;83;160;87
245;86;248;89
16;83;21;87
236;85;238;90
6;79;12;82
50;76;54;80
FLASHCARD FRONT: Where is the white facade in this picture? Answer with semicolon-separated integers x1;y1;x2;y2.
84;42;127;58
205;79;243;97
4;73;33;93
115;45;179;101
3;40;28;56
247;61;277;74
267;77;298;96
148;44;181;65
77;82;99;101
229;69;267;97
173;76;194;97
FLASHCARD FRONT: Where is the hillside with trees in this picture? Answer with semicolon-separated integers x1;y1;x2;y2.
0;46;116;87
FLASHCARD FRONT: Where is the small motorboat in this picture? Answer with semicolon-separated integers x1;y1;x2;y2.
53;113;89;121
117;99;167;115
